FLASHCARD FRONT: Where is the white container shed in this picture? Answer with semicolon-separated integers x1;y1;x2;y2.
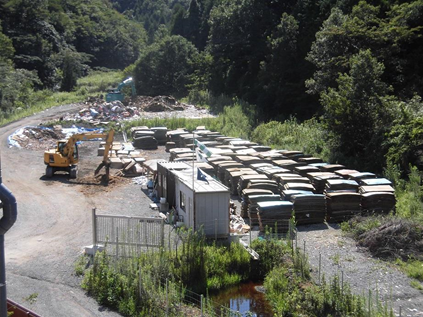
173;168;230;238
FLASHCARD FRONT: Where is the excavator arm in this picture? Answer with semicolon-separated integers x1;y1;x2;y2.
44;129;115;182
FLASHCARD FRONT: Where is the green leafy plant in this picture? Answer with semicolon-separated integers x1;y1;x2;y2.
24;293;38;305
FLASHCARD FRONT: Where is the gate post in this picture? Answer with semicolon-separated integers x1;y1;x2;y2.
92;208;97;247
160;219;165;248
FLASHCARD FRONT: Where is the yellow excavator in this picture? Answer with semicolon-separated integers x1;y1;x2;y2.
44;129;115;180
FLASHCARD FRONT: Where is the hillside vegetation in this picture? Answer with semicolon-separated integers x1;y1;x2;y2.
2;0;422;175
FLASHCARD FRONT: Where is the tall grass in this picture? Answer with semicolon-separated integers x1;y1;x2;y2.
250;118;330;161
82;229;251;316
386;164;423;221
262;240;394;317
0;70;123;127
124;101;255;140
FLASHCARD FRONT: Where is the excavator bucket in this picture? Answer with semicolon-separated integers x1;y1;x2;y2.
94;162;110;184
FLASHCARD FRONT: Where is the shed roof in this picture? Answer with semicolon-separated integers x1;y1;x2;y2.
172;168;229;193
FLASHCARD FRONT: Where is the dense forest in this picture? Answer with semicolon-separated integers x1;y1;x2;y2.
1;0;423;174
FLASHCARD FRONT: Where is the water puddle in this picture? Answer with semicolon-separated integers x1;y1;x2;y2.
210;282;274;316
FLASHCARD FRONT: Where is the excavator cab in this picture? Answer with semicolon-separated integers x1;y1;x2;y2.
57;141;78;161
44;140;79;178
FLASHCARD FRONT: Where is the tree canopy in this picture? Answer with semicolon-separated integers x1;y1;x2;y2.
2;0;423;173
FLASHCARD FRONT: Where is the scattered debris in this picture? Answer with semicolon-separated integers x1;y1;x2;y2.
8;126;65;150
60;95;214;123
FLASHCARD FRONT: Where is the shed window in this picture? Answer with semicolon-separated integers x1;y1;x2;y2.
180;191;186;211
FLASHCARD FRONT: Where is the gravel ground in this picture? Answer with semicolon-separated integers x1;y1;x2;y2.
296;223;423;317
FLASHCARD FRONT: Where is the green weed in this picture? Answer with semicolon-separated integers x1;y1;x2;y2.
23;293;38;305
331;253;341;266
410;280;423;292
74;255;89;277
396;259;423;281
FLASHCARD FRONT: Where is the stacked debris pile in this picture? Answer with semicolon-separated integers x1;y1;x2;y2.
61;95;215;124
230;214;250;234
98;142;146;177
131;95;185;112
326;192;361;222
290;194;326;225
256;201;294;233
65;100;139;122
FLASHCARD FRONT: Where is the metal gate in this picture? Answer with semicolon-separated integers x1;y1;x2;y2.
92;209;165;251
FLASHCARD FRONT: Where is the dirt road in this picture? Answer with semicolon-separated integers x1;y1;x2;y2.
1;104;150;316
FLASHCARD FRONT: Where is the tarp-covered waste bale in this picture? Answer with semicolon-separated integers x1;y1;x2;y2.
291;194;326;225
151;127;168;145
132;136;158;150
258;152;286;160
165;142;176;152
166;130;189;147
131;126;150;138
298;157;323;164
225;168;257;191
272;173;302;184
273;159;305;171
216;162;244;182
250;163;275;170
283;182;315;192
234;155;268;166
169;148;193;161
280;150;304;159
326;192;361;222
294;165;320;177
247;179;279;194
359;178;392;186
334;169;360;179
260;167;292;178
359;185;395;194
348;172;376;181
281;190;314;201
277;176;310;187
256;201;294;233
319;164;346;172
133;130;154;139
361;192;396;214
244;194;282;225
308;173;342;194
324;179;359;193
250;145;272;152
240;189;274;218
238;174;269;196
